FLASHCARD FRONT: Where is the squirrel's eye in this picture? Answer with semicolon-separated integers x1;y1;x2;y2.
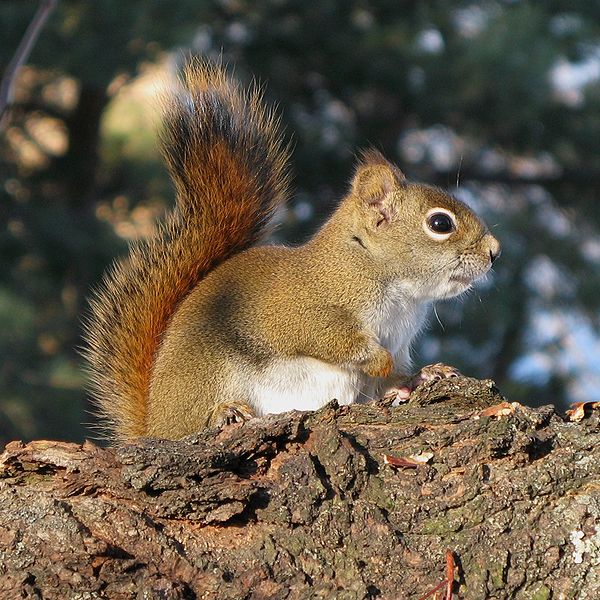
427;212;455;234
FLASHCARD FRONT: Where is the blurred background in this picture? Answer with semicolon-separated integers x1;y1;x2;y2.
1;1;600;446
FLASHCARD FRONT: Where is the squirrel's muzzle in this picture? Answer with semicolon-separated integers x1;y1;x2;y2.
484;234;501;265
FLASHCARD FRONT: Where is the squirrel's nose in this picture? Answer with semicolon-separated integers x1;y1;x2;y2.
485;234;501;264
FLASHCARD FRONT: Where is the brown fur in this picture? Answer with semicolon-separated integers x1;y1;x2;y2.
145;156;499;440
83;60;290;441
85;63;500;443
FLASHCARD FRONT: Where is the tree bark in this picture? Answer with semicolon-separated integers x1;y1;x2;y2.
1;377;599;600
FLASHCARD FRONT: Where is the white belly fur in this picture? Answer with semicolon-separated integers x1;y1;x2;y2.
249;356;364;415
248;283;429;416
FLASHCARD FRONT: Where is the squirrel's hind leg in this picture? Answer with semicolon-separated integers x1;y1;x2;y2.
207;399;256;428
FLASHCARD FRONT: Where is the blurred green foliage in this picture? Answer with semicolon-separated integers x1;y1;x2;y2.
1;0;600;445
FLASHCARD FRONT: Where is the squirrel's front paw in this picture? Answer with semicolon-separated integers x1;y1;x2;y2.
361;347;394;379
382;363;461;404
412;362;461;388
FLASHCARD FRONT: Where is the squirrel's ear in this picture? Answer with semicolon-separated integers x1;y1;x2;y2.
351;150;406;227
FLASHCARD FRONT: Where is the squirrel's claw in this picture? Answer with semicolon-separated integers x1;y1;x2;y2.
382;386;412;405
382;363;462;405
411;362;461;388
210;401;256;428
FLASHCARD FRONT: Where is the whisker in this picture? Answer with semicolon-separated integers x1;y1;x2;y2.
456;154;463;188
433;305;445;331
351;379;377;402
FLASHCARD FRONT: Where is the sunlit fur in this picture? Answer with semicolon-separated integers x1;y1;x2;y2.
83;60;290;441
84;65;500;442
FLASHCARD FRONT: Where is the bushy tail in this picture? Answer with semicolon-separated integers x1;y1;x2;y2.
83;60;291;441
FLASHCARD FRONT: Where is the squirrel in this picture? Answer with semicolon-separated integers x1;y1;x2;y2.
84;59;501;443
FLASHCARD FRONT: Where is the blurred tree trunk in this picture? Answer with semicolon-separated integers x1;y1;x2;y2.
1;378;599;599
58;84;108;207
51;83;110;327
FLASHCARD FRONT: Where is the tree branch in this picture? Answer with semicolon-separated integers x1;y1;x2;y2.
1;377;598;599
0;0;59;129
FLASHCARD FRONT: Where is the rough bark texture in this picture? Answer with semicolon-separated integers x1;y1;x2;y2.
0;377;599;600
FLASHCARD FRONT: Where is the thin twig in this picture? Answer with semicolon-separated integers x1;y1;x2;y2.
0;0;59;127
444;550;455;600
417;550;456;600
417;578;448;600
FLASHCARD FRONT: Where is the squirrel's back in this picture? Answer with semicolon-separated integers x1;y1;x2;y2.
83;60;290;441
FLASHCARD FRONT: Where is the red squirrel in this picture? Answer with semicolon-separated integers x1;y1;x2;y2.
84;60;500;442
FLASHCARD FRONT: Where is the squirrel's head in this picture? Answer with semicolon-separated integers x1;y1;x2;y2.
346;149;500;301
